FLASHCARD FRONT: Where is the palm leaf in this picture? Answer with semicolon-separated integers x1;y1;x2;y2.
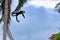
55;2;60;13
54;32;60;39
13;0;27;12
0;0;5;23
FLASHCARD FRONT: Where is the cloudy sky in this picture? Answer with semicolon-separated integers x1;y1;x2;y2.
0;0;60;40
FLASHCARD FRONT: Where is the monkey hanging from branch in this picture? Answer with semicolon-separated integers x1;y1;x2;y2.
11;10;25;22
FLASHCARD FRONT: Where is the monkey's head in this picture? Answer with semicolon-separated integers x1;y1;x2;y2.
20;11;25;14
21;11;25;18
22;11;25;14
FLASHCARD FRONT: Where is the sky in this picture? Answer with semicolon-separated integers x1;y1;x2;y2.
0;0;60;40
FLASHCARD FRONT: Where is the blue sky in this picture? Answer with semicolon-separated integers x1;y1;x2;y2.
0;0;60;40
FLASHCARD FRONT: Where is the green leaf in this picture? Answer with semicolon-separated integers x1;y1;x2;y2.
0;0;5;23
54;32;60;39
13;0;27;12
1;0;5;18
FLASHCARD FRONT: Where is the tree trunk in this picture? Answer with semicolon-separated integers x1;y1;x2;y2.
3;0;13;40
3;0;8;40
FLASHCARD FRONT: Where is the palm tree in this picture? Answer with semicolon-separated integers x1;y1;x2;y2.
0;0;27;40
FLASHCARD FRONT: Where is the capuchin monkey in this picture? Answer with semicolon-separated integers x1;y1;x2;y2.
11;11;25;22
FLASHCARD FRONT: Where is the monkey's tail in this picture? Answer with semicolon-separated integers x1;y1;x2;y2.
16;16;19;22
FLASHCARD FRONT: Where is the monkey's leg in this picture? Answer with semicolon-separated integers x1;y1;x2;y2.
16;16;19;22
22;14;25;18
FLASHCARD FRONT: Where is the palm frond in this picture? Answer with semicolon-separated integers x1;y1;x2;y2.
13;0;27;12
55;2;60;13
55;2;60;8
0;0;5;23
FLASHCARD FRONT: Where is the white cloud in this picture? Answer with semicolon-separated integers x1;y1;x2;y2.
28;1;60;8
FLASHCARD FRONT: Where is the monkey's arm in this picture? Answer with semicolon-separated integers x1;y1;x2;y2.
11;12;16;16
22;14;25;18
16;16;19;22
